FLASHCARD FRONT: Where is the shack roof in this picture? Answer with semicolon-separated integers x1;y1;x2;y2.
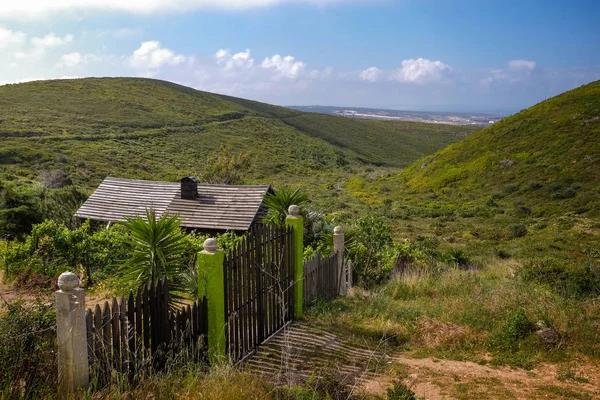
75;177;271;231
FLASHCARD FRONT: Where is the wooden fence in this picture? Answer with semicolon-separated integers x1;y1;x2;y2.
303;252;341;305
223;224;295;363
85;279;208;385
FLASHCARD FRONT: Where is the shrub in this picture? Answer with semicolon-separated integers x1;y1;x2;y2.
0;300;57;398
490;309;534;352
519;258;600;299
510;224;527;238
347;213;394;287
387;380;416;400
121;209;189;299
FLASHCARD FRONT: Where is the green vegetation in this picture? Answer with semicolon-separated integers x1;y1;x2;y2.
0;77;475;189
1;78;599;398
121;210;189;296
381;80;600;217
0;300;56;399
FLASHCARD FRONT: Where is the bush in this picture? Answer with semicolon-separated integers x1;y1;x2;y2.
490;309;534;352
346;213;394;287
1;219;129;285
0;300;57;398
510;224;528;238
387;380;416;400
519;258;600;299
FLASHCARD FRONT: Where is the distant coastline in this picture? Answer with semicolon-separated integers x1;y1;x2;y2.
288;105;506;127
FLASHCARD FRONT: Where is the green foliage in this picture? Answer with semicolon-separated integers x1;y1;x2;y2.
387;380;417;400
197;145;251;185
387;80;600;216
347;214;395;287
262;186;309;225
0;300;57;399
1;219;129;285
519;258;600;299
489;309;535;353
42;185;88;228
121;210;188;291
0;182;44;238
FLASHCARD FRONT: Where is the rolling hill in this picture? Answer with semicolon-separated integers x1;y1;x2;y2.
378;80;600;218
0;78;477;192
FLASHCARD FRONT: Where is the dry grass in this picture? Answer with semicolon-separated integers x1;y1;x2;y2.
91;365;273;400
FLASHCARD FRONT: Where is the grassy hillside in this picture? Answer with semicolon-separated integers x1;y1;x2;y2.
0;78;477;189
382;80;600;217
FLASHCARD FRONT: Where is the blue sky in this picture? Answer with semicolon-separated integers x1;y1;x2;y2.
1;0;599;113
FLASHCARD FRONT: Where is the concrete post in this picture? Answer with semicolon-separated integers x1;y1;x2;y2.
197;238;226;365
285;205;304;319
55;272;89;399
333;226;346;295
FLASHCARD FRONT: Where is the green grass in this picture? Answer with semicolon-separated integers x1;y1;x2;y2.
0;77;476;218
376;80;600;217
306;257;600;370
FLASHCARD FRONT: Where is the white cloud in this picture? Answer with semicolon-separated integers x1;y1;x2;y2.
31;33;73;49
0;26;27;48
216;48;254;70
261;54;306;79
0;0;364;18
390;58;450;84
508;59;536;71
482;59;537;85
128;41;187;69
360;66;382;82
56;52;101;68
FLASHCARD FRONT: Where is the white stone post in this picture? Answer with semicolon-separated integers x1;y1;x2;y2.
333;226;346;295
55;272;89;398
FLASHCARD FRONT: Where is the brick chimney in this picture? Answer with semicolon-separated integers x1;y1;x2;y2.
181;176;199;200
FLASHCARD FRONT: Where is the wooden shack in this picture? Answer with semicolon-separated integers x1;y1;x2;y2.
75;176;271;233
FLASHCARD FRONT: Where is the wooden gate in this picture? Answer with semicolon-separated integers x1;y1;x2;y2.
223;224;295;363
85;279;208;385
303;252;340;305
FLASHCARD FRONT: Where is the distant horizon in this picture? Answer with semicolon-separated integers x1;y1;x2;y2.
286;104;515;116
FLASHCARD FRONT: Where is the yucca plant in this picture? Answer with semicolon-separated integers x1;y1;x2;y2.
121;209;188;293
262;186;309;226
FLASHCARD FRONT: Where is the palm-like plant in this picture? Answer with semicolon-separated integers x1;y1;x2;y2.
262;186;309;225
121;209;188;289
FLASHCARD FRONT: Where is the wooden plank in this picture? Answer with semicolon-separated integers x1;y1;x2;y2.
86;309;93;369
111;298;121;373
102;302;111;374
127;291;136;378
119;296;128;374
93;304;103;381
149;282;157;354
143;284;150;351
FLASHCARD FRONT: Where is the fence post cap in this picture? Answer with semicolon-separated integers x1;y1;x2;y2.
334;226;343;235
202;238;219;253
57;271;80;292
288;205;300;217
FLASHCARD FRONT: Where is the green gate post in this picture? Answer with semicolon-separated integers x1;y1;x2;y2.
285;205;304;319
197;238;226;365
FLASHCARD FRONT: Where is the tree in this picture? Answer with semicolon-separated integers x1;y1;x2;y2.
121;209;188;292
0;183;44;238
262;186;309;226
199;145;251;185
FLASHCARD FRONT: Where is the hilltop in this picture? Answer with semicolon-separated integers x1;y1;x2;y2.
377;80;600;217
0;78;477;191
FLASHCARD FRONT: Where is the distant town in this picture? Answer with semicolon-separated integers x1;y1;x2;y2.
288;105;506;127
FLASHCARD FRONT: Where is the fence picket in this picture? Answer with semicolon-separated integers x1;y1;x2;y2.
86;279;208;388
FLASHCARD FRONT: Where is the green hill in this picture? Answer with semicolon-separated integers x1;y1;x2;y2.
381;80;600;217
0;78;477;191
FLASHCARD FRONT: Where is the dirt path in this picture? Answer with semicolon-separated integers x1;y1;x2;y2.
245;322;600;400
